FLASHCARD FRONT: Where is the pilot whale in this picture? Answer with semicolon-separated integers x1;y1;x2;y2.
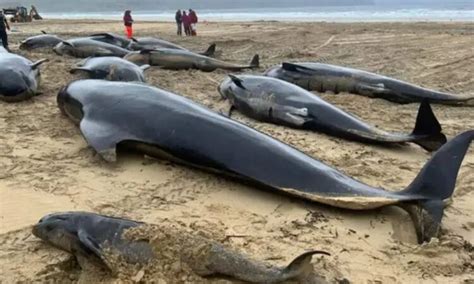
57;79;474;244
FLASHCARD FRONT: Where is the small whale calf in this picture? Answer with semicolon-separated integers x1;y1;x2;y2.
265;62;474;105
19;31;63;50
33;211;327;283
70;57;150;82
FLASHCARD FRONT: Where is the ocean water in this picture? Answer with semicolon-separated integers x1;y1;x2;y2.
42;5;474;22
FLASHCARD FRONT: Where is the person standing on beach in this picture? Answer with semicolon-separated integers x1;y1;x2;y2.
123;10;134;39
0;11;11;52
182;11;191;36
175;10;183;36
189;9;198;36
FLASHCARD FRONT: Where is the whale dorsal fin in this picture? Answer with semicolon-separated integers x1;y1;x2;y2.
61;41;74;47
282;62;314;74
228;74;246;90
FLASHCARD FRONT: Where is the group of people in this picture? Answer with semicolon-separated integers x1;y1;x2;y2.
122;9;199;39
175;9;198;36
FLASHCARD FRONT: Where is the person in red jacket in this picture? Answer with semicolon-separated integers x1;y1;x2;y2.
123;10;134;39
189;9;198;36
182;11;191;36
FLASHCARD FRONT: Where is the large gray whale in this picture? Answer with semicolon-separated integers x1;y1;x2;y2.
265;62;474;106
219;75;447;151
57;79;474;243
124;48;258;72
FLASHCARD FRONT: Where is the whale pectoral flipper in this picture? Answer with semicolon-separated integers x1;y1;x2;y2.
94;47;115;57
273;105;310;127
31;59;48;70
77;229;109;268
355;82;391;98
228;74;246;90
80;118;128;162
140;64;151;71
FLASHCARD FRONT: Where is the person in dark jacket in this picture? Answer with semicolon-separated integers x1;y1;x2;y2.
0;11;11;52
189;9;198;36
182;11;191;36
175;10;182;36
123;10;134;39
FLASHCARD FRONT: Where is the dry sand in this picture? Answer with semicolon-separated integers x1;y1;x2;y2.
0;20;473;283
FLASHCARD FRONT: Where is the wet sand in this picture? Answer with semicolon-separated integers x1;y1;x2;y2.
0;20;473;283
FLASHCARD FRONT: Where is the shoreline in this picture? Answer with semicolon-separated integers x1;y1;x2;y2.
8;18;474;25
40;16;474;23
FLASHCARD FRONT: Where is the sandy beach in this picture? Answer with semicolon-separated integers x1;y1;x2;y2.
0;20;473;283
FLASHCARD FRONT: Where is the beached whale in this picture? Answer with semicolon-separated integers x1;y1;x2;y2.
130;36;190;50
70;57;150;82
265;62;474;105
0;53;47;102
124;48;258;72
33;211;325;283
53;38;131;58
219;75;446;151
89;33;216;57
88;33;134;49
57;79;474;243
129;37;216;57
19;31;63;50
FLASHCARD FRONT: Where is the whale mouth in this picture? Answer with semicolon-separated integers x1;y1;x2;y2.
56;85;84;125
19;43;28;50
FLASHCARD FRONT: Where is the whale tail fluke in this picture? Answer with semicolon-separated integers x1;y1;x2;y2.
411;100;447;151
401;130;474;243
201;43;216;57
249;54;260;69
281;250;330;280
